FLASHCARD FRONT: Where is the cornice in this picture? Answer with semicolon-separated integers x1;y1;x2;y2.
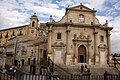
66;8;96;13
0;25;29;32
46;22;113;31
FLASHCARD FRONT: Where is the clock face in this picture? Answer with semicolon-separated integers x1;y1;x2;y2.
31;30;34;33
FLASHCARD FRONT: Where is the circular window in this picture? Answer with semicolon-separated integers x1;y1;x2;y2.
31;30;34;33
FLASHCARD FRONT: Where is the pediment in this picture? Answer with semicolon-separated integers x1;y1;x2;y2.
69;4;94;12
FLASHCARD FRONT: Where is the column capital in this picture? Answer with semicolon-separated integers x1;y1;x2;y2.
106;32;111;36
48;25;53;32
94;32;98;34
48;30;52;32
66;25;71;32
108;33;111;36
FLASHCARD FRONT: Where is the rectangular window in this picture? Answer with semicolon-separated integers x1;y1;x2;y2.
79;14;85;23
11;31;15;37
18;31;23;36
13;31;15;36
100;35;104;43
57;33;61;40
20;31;23;35
5;32;8;38
0;33;2;39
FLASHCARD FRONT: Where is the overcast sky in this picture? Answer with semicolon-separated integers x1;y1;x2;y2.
0;0;120;53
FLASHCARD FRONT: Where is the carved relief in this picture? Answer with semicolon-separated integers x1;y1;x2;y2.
73;32;91;40
52;42;66;47
98;44;107;52
87;35;91;39
73;34;77;39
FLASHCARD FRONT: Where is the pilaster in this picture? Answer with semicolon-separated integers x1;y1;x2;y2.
48;25;52;54
94;31;98;65
107;31;111;63
66;25;71;55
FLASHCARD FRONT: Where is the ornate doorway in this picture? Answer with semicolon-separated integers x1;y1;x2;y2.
78;45;86;63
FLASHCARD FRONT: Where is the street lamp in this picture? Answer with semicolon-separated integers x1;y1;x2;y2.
30;50;35;65
30;50;36;74
9;67;16;79
14;38;18;67
8;38;17;79
2;46;7;73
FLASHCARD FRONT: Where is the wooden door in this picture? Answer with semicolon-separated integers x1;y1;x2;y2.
78;45;86;63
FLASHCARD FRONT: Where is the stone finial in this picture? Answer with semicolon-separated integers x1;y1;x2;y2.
68;5;69;8
92;8;96;13
80;3;82;9
50;15;53;22
104;20;108;27
106;20;108;24
31;12;37;17
34;12;36;15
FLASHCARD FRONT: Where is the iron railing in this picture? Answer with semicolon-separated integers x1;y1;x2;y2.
0;71;120;80
48;57;71;75
109;57;120;72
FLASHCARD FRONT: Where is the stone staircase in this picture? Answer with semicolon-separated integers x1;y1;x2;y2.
109;59;120;71
90;65;119;75
55;63;87;75
55;63;120;75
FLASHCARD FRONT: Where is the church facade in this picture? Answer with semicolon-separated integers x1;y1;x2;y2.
0;4;113;66
47;4;113;65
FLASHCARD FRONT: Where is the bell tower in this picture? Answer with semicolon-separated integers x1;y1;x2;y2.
29;13;39;36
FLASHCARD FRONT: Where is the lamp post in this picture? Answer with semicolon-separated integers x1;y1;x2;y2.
14;39;18;67
30;50;34;65
8;38;17;79
30;50;36;74
2;46;7;73
9;67;16;80
9;39;17;79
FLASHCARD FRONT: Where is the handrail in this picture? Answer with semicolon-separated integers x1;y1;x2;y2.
54;63;71;74
116;59;120;64
115;58;120;72
48;58;71;75
113;57;120;72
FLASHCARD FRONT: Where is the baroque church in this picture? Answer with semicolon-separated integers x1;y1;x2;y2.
0;4;113;66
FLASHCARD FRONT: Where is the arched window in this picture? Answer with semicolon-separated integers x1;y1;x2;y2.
0;33;2;39
12;31;15;36
5;32;8;38
32;21;35;27
20;31;22;35
79;14;85;23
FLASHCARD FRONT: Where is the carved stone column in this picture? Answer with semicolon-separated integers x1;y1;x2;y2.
87;38;90;64
66;25;71;64
94;32;98;65
66;25;71;54
107;31;111;63
48;25;52;54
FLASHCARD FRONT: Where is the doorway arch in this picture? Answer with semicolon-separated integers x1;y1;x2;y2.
78;45;86;63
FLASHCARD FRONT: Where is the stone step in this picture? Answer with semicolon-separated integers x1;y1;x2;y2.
56;64;120;75
90;67;119;75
